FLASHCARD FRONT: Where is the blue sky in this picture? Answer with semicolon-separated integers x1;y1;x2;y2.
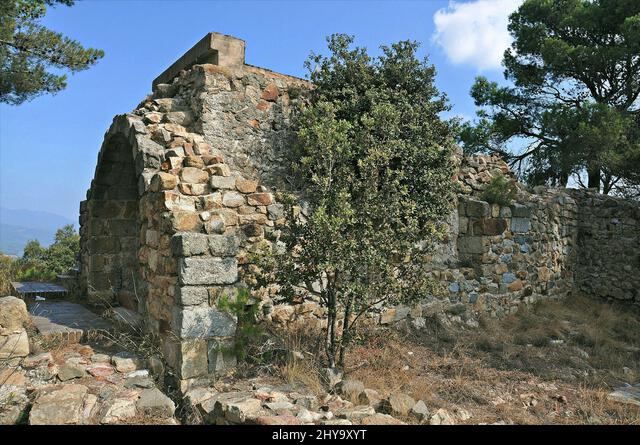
0;0;522;221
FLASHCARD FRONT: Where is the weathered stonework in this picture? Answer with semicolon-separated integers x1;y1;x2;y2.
79;32;640;388
79;33;308;387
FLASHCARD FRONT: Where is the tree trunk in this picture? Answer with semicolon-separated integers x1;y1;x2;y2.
337;294;353;369
587;164;601;192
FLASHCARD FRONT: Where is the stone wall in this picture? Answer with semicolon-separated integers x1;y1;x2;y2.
80;34;308;390
572;190;640;303
79;33;640;391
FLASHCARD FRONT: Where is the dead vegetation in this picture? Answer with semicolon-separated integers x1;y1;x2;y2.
263;294;640;424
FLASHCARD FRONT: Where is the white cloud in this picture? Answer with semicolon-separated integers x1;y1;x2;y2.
432;0;523;71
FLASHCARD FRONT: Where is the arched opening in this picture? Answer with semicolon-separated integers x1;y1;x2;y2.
81;133;140;309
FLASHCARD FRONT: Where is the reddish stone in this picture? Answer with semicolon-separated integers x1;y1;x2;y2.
507;279;523;292
260;83;279;102
86;364;114;378
248;119;260;129
247;193;273;206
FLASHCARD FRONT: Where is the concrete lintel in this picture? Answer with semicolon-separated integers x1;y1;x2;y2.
152;32;245;91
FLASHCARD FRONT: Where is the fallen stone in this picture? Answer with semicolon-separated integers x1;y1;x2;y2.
111;352;142;373
0;296;29;331
0;329;29;359
136;388;176;418
429;408;455;425
0;385;28;425
0;367;26;386
608;385;640;407
411;400;429;421
86;364;115;378
58;363;87;381
29;384;89;425
99;397;138;424
335;405;376;421
380;392;416;417
358;388;382;409
22;352;53;369
91;353;111;364
124;376;155;389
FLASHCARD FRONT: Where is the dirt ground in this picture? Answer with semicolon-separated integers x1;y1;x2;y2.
345;295;640;424
273;294;640;425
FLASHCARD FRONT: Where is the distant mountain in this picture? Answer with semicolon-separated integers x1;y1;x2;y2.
0;208;75;256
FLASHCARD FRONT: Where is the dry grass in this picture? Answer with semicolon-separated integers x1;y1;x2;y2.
338;295;640;425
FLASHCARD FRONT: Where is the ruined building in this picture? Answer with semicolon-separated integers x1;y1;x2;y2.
79;33;640;390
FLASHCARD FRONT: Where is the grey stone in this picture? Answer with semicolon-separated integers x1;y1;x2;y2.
29;384;88;425
511;203;531;218
210;175;237;190
137;388;176;417
173;306;237;338
178;257;238;285
58;363;86;381
171;233;209;256
208;235;238;257
176;286;209;306
267;204;284;220
458;236;485;254
411;400;429;421
380;393;415;417
124;376;155;389
510;217;531;233
464;198;490;217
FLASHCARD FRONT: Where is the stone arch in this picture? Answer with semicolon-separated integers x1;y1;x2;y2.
80;128;141;309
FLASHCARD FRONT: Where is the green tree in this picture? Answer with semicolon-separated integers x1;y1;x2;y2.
258;34;456;369
461;0;640;194
16;224;79;281
0;0;104;105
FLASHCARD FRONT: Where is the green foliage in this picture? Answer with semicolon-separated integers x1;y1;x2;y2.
0;0;104;104
481;174;518;206
460;0;640;195
0;224;79;289
216;288;263;363
258;34;456;368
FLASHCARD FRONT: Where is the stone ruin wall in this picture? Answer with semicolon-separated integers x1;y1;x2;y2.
78;33;640;390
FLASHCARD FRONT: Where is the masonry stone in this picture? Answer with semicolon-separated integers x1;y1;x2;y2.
77;32;640;390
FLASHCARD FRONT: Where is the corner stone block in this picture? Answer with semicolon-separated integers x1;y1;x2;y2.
162;338;208;379
208;235;238;257
172;305;237;338
176;286;209;306
171;233;210;256
178;257;238;285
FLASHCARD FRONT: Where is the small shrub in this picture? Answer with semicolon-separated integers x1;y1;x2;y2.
216;288;263;363
481;174;518;206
